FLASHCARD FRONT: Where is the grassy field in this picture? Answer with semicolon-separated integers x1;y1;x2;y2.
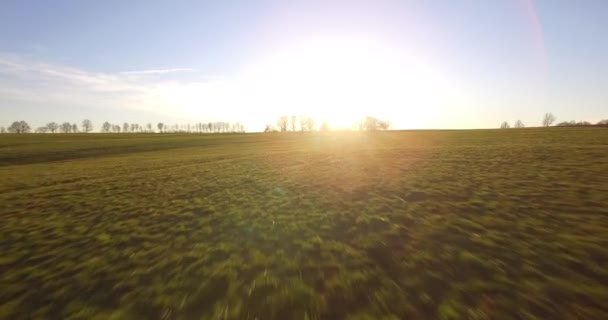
1;128;607;319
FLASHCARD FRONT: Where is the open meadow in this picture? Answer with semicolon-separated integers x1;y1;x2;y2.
1;128;607;319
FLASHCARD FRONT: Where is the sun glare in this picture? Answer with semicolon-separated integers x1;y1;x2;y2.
161;35;467;130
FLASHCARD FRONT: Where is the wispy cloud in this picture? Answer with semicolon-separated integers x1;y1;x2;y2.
120;68;195;75
0;55;263;126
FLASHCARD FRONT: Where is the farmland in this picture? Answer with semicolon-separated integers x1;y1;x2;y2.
1;128;607;319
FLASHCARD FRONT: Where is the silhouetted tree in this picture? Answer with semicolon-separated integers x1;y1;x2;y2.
35;126;49;133
264;125;277;132
363;116;391;131
82;119;93;133
157;122;164;133
542;113;556;127
59;122;71;133
500;121;510;129
146;123;153;133
305;117;315;131
112;125;121;133
47;122;59;133
101;121;112;133
556;120;575;127
378;120;391;130
71;123;78;133
290;115;297;132
514;120;525;128
277;115;289;132
123;122;130;133
130;123;138;133
8;121;25;133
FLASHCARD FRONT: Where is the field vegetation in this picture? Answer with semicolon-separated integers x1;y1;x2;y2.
1;128;607;319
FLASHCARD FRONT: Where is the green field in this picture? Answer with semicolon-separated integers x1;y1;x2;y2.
1;128;607;319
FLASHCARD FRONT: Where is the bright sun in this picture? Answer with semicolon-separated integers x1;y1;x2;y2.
163;35;465;130
237;36;450;129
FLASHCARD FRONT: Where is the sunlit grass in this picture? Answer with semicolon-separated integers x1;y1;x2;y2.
1;128;607;319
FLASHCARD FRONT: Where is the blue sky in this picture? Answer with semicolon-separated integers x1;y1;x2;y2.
1;0;607;131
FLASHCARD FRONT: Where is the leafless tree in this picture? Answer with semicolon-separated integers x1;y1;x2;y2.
47;122;59;133
556;120;575;126
123;122;130;133
277;115;289;132
112;125;121;133
514;120;525;128
8;121;31;133
35;126;49;133
306;117;315;131
146;123;153;133
101;121;112;133
130;123;138;133
71;123;78;133
290;115;297;132
542;113;556;127
157;123;164;133
500;121;510;129
363;116;391;131
299;116;307;131
60;122;72;133
378;120;391;130
82;119;93;133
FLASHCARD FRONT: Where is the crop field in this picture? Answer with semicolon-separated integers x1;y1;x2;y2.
1;128;607;319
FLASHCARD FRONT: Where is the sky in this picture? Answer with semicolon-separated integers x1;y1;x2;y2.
0;0;607;131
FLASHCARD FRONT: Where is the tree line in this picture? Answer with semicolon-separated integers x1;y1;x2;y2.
265;115;391;132
500;113;608;129
0;120;245;134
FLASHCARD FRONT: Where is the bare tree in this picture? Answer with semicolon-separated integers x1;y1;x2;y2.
306;117;315;131
378;120;391;130
514;120;525;128
277;115;289;132
146;123;153;133
363;116;391;131
71;123;78;133
557;120;575;126
290;115;297;132
60;122;72;133
35;126;49;133
47;122;59;133
8;121;31;133
542;113;556;127
82;119;93;133
157;122;164;133
500;121;510;129
130;123;138;133
112;125;121;133
101;121;112;133
123;122;130;133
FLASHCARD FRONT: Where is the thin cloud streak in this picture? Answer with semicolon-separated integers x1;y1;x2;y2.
120;68;195;75
0;56;255;126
